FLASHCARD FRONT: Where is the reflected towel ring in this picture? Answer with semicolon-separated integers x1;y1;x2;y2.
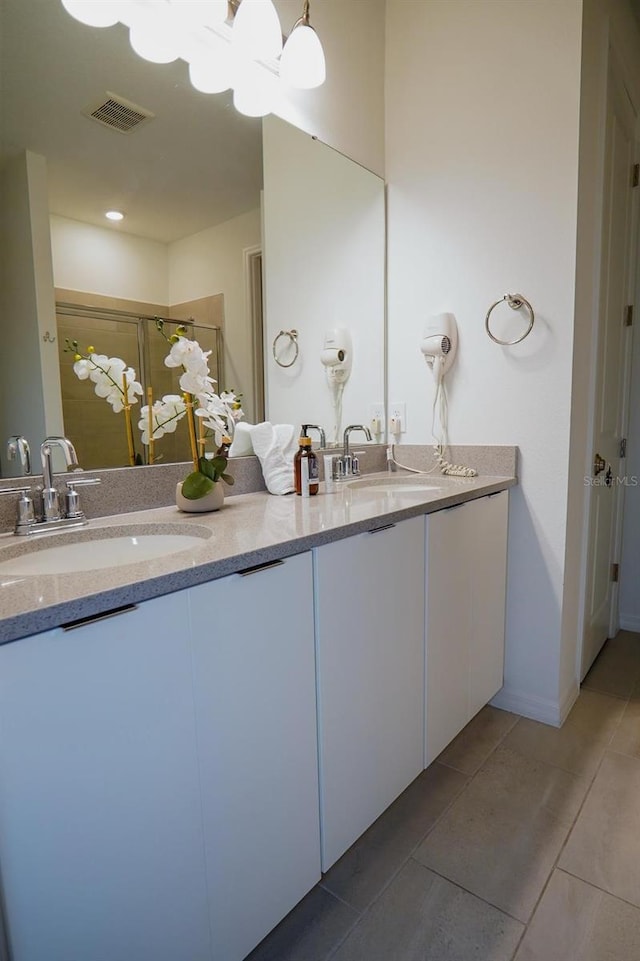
485;294;535;345
272;329;299;368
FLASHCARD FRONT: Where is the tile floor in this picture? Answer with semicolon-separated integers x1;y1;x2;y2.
247;630;640;961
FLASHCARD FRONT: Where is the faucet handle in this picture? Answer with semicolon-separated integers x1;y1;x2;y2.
65;478;101;489
64;478;100;520
0;487;35;529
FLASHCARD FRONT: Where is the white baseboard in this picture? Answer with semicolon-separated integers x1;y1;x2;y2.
619;614;640;633
490;683;578;728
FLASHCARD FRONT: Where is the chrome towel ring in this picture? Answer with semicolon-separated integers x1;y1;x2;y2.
272;329;299;368
485;294;535;345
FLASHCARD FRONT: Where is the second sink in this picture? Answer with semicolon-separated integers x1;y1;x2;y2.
348;476;445;494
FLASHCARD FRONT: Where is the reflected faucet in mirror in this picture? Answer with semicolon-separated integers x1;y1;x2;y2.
7;437;32;476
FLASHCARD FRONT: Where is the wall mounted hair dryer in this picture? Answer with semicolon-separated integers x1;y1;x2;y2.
420;313;458;378
321;328;352;385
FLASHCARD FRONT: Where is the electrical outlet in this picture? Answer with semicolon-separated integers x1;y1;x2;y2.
369;403;385;436
389;402;407;433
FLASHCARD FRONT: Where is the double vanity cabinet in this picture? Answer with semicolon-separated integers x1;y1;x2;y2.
0;488;509;961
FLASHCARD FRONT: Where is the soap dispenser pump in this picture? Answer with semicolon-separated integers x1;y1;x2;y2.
294;425;319;497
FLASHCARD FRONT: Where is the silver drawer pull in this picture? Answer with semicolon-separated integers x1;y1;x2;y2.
368;523;396;534
237;559;285;577
62;604;137;631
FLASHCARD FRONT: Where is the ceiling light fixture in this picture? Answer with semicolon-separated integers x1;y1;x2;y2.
105;210;125;221
280;0;326;90
59;0;326;119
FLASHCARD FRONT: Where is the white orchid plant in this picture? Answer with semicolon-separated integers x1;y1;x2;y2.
140;320;243;499
66;324;243;498
66;340;144;465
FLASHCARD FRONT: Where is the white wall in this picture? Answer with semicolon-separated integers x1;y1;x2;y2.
0;152;63;474
50;215;169;304
168;209;262;416
386;0;583;724
272;0;385;176
262;116;385;441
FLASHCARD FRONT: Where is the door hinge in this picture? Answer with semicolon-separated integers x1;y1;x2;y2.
633;164;639;187
612;563;620;583
620;438;627;458
625;305;634;327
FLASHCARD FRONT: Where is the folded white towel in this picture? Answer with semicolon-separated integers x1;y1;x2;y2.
229;422;255;457
249;422;295;495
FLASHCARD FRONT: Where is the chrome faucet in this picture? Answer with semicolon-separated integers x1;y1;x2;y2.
6;435;32;475
304;424;326;448
0;436;100;535
331;424;372;479
41;436;80;521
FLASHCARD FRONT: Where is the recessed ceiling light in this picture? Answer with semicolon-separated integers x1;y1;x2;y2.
105;210;124;221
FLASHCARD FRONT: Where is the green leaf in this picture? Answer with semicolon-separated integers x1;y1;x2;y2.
210;456;228;476
221;473;235;486
198;457;216;481
181;471;215;499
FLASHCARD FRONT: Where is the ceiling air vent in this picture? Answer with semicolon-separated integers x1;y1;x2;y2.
82;92;155;134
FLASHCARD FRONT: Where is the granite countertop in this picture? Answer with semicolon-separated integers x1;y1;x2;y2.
0;471;516;645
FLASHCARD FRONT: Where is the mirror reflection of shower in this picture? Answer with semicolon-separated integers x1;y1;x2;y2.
56;299;224;470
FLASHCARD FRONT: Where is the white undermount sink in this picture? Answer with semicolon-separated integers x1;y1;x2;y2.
0;525;211;576
348;476;445;494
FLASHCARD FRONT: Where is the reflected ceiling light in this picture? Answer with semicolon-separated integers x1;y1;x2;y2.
60;0;123;28
188;41;233;94
105;210;125;221
58;0;326;119
232;0;282;61
129;7;181;64
168;0;228;28
233;62;278;117
280;1;325;90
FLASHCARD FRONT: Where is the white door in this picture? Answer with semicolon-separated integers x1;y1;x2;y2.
582;64;637;679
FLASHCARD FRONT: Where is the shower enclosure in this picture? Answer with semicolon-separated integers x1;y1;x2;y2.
56;302;224;470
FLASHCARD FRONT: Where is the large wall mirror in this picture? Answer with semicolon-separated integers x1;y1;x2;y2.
0;0;385;476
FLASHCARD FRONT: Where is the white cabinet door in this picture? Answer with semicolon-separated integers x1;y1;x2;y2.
315;517;425;871
425;492;509;765
468;491;509;716
188;552;321;961
425;502;473;764
0;595;212;961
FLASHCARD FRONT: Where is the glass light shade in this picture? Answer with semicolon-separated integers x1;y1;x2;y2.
60;0;122;28
232;0;282;61
129;12;181;64
189;46;232;93
232;62;277;117
280;22;325;89
169;0;228;28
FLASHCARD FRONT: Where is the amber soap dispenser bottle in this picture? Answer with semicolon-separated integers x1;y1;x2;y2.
294;426;319;496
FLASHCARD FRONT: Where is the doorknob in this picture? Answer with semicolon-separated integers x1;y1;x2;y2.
594;453;606;476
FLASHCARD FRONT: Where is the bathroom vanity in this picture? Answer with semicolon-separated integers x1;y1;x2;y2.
0;474;513;961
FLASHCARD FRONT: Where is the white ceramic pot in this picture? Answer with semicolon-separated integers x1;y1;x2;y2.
176;480;224;513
